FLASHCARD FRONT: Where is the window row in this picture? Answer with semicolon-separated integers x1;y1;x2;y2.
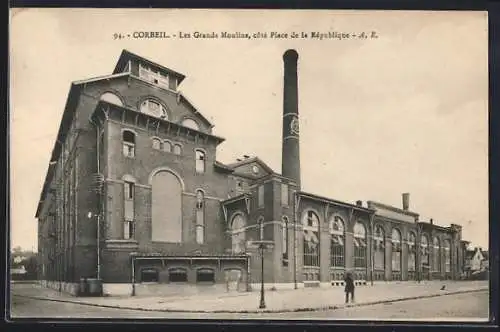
140;268;215;283
123;130;207;174
228;211;452;274
151;137;182;155
120;175;206;244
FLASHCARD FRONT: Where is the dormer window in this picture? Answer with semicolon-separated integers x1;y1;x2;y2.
139;63;169;89
140;99;167;119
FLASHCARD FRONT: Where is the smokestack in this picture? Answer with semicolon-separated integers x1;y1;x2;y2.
281;49;301;188
402;193;410;211
430;218;433;225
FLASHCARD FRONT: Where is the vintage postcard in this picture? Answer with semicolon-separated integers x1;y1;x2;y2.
9;8;489;321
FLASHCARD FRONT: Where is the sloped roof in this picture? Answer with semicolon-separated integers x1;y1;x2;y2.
113;49;186;84
226;156;275;175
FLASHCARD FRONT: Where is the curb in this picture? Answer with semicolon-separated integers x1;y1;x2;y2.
12;288;488;314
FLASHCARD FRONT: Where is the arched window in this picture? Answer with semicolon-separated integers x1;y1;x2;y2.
392;228;402;276
196;268;215;283
181;118;200;131
122;130;135;158
230;214;246;254
443;239;451;273
302;210;320;267
433;237;441;273
195;190;205;244
173;144;182;155
168;268;188;282
329;215;345;268
151;171;182;242
282;216;289;262
163;141;172;153
195;150;206;174
100;92;123;106
152;138;162;150
373;225;385;271
408;232;417;272
421;234;430;268
140;99;167;119
353;221;367;268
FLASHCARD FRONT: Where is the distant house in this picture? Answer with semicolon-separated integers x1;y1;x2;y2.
464;247;487;277
480;250;489;271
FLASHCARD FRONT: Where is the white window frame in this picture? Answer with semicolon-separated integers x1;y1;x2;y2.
195;150;206;174
123;219;134;240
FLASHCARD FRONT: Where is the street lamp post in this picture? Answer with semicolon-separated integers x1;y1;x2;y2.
259;243;265;309
249;239;274;310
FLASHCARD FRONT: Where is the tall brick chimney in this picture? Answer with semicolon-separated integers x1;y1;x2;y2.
281;49;301;188
402;193;410;211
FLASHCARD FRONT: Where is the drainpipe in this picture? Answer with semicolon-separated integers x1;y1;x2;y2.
131;256;136;296
89;117;102;283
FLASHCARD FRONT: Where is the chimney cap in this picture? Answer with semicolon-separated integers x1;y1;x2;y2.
283;49;299;62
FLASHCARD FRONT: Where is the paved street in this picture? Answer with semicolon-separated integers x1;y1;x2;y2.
9;280;488;313
9;283;489;321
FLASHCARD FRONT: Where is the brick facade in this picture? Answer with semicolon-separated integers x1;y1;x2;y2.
36;49;466;296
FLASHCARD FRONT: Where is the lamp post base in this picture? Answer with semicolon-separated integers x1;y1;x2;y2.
259;300;266;309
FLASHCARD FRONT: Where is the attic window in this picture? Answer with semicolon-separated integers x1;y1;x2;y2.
181;118;200;131
139;64;169;89
140;99;167;119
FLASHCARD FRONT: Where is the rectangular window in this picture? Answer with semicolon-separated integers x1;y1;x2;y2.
123;143;135;158
124;182;134;200
196;225;204;244
258;185;264;207
123;220;134;240
281;183;289;206
195;151;206;173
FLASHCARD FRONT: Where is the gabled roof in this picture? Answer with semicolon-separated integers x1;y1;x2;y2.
227;156;275;175
113;49;186;84
367;200;419;218
177;92;215;129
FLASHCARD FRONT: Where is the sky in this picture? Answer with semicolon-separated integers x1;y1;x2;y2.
10;9;489;251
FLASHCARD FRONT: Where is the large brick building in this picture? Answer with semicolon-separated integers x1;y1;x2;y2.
35;49;467;296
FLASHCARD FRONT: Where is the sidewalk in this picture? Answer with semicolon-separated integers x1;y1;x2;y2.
12;280;488;314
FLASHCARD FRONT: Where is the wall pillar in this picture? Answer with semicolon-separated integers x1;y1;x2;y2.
320;225;330;283
344;231;354;272
385;237;392;281
402;239;408;281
